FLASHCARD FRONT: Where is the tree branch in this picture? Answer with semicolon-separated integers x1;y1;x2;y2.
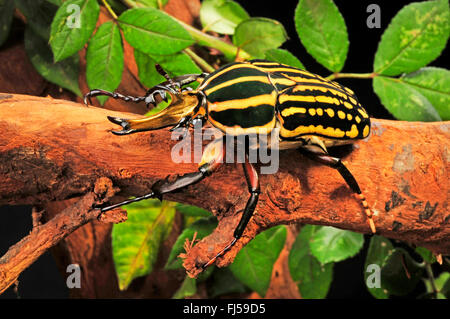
0;93;448;279
0;177;124;294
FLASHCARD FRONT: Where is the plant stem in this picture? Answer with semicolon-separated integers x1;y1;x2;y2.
425;262;438;298
122;0;144;8
175;19;251;61
102;0;119;19
325;72;377;81
183;48;215;73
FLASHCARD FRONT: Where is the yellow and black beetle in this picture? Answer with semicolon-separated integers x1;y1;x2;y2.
85;60;374;269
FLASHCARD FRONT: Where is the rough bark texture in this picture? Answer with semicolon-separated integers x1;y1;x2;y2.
0;177;121;294
0;93;448;282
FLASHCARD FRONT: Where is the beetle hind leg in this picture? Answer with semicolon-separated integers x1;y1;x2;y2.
298;144;376;234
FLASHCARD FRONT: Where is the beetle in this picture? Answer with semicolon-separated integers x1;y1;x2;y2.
84;59;374;269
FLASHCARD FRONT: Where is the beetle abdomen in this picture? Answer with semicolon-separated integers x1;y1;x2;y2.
277;85;370;140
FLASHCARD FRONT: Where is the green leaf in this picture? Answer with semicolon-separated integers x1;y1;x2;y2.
309;226;364;264
15;0;58;40
176;203;211;217
200;0;249;35
86;21;124;105
288;225;333;299
415;246;436;264
400;67;450;120
373;76;442;121
0;0;14;46
50;0;100;62
208;267;248;298
134;49;201;88
24;27;81;96
264;48;305;70
112;199;176;290
172;276;196;299
381;248;424;296
136;0;169;8
294;0;349;72
373;0;450;76
230;225;287;297
119;8;194;56
439;272;450;299
233;17;288;58
165;216;217;270
434;272;450;296
364;235;394;299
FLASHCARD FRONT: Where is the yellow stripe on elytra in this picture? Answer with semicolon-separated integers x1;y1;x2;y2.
199;64;258;89
252;62;282;66
281;125;346;138
292;85;350;100
278;94;315;103
259;68;312;77
269;76;297;87
209;92;277;112
204;76;271;95
279;94;341;106
315;95;341;105
209;116;276;136
281;107;307;117
282;75;341;87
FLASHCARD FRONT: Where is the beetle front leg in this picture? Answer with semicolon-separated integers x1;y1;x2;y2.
202;151;260;269
84;89;148;106
99;137;225;212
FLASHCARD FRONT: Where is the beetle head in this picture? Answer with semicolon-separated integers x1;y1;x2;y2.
108;66;206;135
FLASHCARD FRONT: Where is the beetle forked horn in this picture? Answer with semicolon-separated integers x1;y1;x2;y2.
107;116;135;135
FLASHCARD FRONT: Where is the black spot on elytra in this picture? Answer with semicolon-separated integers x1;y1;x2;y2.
385;191;405;212
419;201;438;222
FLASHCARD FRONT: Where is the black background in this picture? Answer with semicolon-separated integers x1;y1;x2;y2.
0;0;448;299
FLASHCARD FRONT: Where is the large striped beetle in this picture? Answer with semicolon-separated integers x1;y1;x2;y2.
84;60;374;270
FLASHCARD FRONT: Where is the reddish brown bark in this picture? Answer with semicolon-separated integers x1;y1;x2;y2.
0;94;448;283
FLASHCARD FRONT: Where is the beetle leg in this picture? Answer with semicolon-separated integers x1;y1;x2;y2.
202;151;260;269
298;147;376;234
98;137;225;212
84;89;147;106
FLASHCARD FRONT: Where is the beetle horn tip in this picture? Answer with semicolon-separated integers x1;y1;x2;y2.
111;129;135;135
107;116;135;135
